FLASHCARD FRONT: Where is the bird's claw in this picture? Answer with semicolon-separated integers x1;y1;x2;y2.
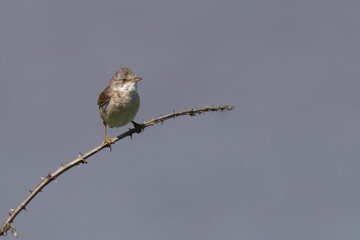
103;137;114;151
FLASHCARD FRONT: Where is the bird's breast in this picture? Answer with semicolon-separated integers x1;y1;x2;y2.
102;91;140;128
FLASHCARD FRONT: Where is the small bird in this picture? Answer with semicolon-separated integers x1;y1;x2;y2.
98;67;142;149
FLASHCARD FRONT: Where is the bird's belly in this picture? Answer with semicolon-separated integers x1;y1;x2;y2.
101;93;140;128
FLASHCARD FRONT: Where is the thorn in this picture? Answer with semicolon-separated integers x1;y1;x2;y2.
10;224;18;238
9;209;14;212
131;121;144;133
60;163;64;166
40;177;44;180
54;178;57;183
78;153;88;164
28;190;32;193
23;207;27;211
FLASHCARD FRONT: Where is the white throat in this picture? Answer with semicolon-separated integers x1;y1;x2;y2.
116;81;137;92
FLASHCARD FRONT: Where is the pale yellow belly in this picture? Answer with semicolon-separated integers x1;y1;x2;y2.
101;92;140;128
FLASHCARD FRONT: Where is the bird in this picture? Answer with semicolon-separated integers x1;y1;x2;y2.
97;67;142;150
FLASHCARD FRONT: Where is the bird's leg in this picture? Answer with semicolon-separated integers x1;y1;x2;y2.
131;121;145;133
103;122;113;151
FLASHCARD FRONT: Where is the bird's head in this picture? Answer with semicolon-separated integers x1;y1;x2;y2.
113;67;142;83
111;67;142;91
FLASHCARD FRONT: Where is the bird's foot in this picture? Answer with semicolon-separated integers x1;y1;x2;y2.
131;121;145;133
103;136;114;151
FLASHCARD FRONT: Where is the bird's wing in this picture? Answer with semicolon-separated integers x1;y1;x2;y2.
97;86;111;107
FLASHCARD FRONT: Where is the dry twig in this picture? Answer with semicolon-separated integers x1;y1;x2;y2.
0;105;234;237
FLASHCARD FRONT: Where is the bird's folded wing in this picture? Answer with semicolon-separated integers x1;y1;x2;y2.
97;86;111;107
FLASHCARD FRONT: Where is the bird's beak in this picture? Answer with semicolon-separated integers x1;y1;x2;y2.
133;76;142;82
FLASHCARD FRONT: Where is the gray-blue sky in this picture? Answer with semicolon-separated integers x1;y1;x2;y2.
1;0;360;239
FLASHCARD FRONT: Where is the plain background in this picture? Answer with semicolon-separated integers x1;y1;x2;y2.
1;1;360;239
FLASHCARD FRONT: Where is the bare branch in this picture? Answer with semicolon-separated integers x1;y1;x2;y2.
0;105;234;237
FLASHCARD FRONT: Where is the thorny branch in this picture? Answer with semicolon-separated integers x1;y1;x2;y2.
0;105;234;237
